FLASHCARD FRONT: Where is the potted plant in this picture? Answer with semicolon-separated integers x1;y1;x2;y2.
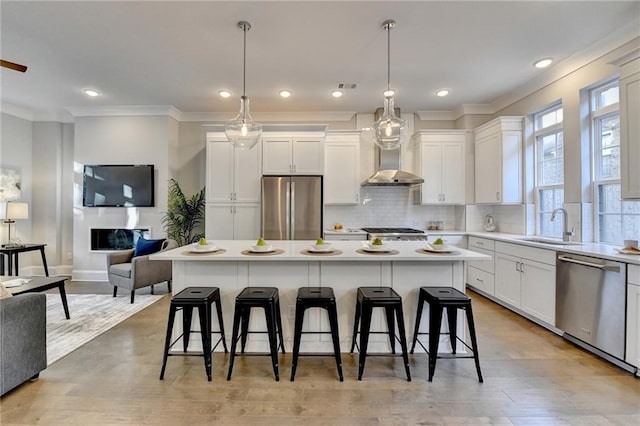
161;179;205;246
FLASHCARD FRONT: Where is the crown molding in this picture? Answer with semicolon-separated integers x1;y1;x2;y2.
65;105;182;121
415;110;457;121
33;111;75;123
182;111;356;122
1;103;34;121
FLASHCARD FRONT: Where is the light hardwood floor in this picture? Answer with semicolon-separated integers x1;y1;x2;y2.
1;282;639;425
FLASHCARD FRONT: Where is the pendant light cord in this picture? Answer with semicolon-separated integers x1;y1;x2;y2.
242;24;247;98
386;24;391;92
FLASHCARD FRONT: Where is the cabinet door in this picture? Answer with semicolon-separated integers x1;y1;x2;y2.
205;203;235;240
494;252;521;307
325;142;359;204
206;141;234;202
235;142;262;202
475;134;501;203
441;142;465;204
233;203;261;240
620;63;640;199
293;138;324;174
420;143;442;203
520;259;556;325
626;284;640;368
263;139;292;174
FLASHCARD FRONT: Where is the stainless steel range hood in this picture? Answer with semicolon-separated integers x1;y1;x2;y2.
361;147;424;186
361;107;423;186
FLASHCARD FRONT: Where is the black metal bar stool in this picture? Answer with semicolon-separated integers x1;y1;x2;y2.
349;287;411;381
410;286;483;382
159;287;228;381
290;287;343;382
226;287;285;381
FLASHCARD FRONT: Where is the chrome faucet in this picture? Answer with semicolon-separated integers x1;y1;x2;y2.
551;208;574;242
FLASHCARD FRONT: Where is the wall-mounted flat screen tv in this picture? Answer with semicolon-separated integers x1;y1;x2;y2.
83;164;155;207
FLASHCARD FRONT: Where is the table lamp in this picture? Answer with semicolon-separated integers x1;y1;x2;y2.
1;201;29;248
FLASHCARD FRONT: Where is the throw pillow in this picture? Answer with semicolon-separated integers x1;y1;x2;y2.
133;238;165;257
0;283;13;299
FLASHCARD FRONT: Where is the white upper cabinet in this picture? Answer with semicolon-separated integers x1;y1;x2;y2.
206;135;262;203
619;55;640;199
474;117;523;204
324;132;360;205
412;130;466;205
263;137;324;175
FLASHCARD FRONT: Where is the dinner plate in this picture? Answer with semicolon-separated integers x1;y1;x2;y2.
617;248;640;255
249;247;275;253
362;246;391;253
421;247;456;254
190;245;218;253
308;246;333;253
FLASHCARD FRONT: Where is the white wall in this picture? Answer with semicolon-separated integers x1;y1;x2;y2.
0;113;33;261
72;115;171;280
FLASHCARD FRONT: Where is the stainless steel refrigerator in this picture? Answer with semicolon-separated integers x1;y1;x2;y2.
261;176;323;240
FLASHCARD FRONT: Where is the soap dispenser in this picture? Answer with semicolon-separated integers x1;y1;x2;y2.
484;214;497;232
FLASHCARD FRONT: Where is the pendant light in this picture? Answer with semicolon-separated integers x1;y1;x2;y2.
372;19;406;150
225;21;262;149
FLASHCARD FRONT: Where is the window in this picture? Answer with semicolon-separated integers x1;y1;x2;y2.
592;81;640;244
534;104;564;238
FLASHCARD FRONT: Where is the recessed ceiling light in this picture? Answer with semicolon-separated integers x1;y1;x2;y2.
218;90;232;98
435;89;450;97
383;89;395;97
279;90;291;98
534;58;553;68
83;89;100;97
331;90;344;98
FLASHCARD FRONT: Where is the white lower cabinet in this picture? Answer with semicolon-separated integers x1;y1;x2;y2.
466;237;495;296
494;242;556;326
205;203;261;240
626;264;640;371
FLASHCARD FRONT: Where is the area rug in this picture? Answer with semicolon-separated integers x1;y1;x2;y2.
45;293;163;365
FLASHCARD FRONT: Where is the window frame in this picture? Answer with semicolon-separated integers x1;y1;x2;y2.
533;103;564;238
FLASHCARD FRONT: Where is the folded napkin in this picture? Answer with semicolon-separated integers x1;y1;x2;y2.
2;278;31;288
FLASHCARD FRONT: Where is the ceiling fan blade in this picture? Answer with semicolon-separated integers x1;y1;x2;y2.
1;60;28;73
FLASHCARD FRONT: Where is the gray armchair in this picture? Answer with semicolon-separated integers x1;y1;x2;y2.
107;239;178;303
0;293;47;396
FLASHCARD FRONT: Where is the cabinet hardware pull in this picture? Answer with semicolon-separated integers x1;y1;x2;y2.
496;191;500;201
476;278;484;283
516;262;520;272
230;193;233;200
442;194;445;202
520;263;524;273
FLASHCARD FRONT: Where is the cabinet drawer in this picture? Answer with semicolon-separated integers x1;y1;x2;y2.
630;264;640;286
495;241;556;265
467;266;494;295
468;236;495;251
467;246;494;274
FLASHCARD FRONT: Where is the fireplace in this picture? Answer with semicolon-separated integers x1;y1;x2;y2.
90;228;150;251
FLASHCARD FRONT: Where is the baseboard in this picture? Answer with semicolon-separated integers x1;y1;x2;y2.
19;265;73;277
72;270;108;282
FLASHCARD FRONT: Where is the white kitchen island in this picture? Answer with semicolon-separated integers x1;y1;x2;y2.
151;240;491;353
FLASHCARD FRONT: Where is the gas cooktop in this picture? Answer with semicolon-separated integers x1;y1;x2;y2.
361;227;425;234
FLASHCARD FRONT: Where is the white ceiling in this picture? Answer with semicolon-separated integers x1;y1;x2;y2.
1;1;639;120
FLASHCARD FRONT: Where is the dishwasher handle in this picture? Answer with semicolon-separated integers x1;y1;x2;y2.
557;255;620;272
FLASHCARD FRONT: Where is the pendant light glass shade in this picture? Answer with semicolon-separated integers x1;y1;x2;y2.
225;21;262;150
225;95;262;149
372;19;406;150
372;95;406;150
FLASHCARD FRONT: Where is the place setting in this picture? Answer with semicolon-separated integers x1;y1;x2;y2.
241;238;285;256
356;238;399;255
300;238;343;256
416;238;460;255
182;238;226;255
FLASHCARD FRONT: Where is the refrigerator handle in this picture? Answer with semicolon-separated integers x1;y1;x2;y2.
285;181;291;240
290;181;296;239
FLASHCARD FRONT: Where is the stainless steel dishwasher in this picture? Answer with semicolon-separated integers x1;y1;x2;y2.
556;253;626;360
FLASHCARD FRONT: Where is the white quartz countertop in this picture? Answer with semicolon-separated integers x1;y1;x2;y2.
151;240;491;262
466;232;640;265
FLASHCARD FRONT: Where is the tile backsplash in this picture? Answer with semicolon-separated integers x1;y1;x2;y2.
324;186;463;231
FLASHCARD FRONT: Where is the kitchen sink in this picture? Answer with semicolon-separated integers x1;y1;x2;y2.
518;237;582;246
